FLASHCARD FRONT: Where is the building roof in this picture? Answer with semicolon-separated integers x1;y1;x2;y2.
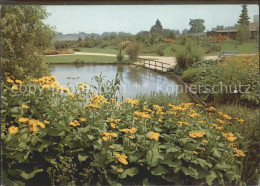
210;22;259;33
249;22;259;31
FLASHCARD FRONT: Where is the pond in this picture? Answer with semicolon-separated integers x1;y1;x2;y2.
50;64;183;99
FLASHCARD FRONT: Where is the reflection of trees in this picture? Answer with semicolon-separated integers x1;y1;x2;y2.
126;66;144;84
116;64;124;81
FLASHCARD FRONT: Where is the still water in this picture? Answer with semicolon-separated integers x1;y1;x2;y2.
50;64;180;99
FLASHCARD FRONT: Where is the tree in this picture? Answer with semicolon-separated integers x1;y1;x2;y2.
150;19;163;34
216;25;224;31
182;29;189;34
1;6;55;79
188;19;206;33
126;42;142;61
236;24;250;44
238;4;250;26
236;5;251;44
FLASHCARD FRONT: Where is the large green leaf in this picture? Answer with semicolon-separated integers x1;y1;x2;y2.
119;167;139;179
130;151;144;163
20;169;43;180
206;171;217;185
150;165;169;176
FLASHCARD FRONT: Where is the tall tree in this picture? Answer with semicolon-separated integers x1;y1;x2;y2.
237;4;250;26
188;19;206;33
1;6;55;79
150;19;163;34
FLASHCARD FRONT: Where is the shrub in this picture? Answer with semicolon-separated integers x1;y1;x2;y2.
99;42;108;48
73;48;81;52
126;42;142;61
156;49;164;56
175;41;204;69
206;43;222;54
182;55;259;106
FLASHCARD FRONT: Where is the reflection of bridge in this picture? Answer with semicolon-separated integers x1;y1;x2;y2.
134;58;208;108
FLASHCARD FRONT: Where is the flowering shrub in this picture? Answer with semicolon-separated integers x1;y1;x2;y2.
212;34;227;44
182;54;259;105
1;73;252;185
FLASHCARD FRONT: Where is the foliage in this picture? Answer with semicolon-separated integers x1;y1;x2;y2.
2;73;253;185
150;19;163;34
188;19;206;33
206;43;222;54
213;34;227;44
54;40;77;49
44;50;75;55
126;42;142;61
1;6;55;79
175;41;204;69
182;55;259;106
117;53;124;62
236;24;250;44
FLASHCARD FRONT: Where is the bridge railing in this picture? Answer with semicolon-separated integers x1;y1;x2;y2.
138;58;172;72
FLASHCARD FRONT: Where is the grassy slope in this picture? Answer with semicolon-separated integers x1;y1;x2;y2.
43;55;118;64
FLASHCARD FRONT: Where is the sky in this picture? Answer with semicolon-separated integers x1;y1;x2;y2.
44;4;259;35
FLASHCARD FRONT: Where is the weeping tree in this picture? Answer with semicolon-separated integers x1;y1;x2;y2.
1;6;55;79
117;41;130;62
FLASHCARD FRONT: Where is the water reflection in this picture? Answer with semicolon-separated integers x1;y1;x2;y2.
50;64;180;99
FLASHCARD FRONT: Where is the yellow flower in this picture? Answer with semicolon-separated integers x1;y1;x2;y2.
193;151;198;155
128;135;134;139
133;117;139;120
134;111;151;119
8;126;19;134
102;136;108;141
216;119;225;125
12;85;18;91
115;153;128;165
148;131;160;141
125;98;139;105
103;132;118;138
202;139;208;143
144;108;152;112
109;145;114;149
158;119;163;123
116;168;123;173
21;105;29;109
119;127;138;134
15;79;23;85
189;112;200;118
206;106;216;112
85;104;100;109
222;132;237;142
108;118;120;123
6;78;14;84
189;131;205;138
233;148;246;157
236;118;245;123
198;120;205;124
79;117;86;122
110;123;116;128
18;117;29;123
69;121;80;127
177;121;189;126
43;120;50;125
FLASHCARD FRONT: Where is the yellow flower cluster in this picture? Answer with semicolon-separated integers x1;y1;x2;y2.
28;119;45;132
233;148;246;157
153;105;165;115
87;94;110;108
177;121;189;126
189;112;200;118
198;120;205;124
144;107;152;113
216;118;225;125
125;98;139;105
206;106;216;112
108;118;120;123
234;118;245;123
211;123;223;130
193;151;198;155
134;111;151;119
21;105;29;109
12;85;19;91
8;126;19;134
202;139;208;143
188;131;206;138
115;153;128;165
102;132;118;141
18;117;29;123
43;120;50;125
78;83;89;89
222;132;237;142
168;104;187;112
69;120;80;127
119;127;138;134
79;117;86;122
148;131;160;141
218;112;232;120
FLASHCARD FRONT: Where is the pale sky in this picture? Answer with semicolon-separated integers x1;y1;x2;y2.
44;4;259;34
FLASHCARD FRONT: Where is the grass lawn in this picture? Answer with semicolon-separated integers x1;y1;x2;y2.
43;55;119;64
